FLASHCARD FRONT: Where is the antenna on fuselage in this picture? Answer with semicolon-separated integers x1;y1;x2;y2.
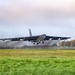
29;29;32;37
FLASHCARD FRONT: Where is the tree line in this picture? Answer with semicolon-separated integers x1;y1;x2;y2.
59;40;75;47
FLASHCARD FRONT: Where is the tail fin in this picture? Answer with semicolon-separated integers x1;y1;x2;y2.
29;29;32;37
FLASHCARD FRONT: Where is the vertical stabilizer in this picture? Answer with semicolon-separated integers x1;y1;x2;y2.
29;29;32;37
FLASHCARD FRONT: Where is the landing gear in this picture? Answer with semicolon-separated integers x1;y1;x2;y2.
33;42;35;45
33;42;39;45
42;41;44;44
37;42;39;45
33;40;45;45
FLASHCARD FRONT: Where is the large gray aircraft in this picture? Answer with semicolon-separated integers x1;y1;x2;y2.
0;29;70;45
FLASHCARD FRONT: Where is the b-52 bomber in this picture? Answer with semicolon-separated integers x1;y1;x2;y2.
0;29;71;45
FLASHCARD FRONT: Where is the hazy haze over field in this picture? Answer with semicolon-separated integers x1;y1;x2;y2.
0;0;75;39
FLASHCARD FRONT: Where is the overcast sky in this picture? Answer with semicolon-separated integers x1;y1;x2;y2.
0;0;75;39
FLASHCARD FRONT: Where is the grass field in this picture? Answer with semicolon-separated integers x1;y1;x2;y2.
0;49;75;75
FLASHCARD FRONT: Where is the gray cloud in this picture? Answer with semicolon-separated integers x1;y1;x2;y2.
0;0;75;39
0;0;75;24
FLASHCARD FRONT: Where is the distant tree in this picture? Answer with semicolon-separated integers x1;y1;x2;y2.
59;41;65;47
65;41;70;47
70;40;75;47
60;40;75;47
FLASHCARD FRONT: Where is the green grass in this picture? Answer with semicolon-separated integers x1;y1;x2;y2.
0;49;75;75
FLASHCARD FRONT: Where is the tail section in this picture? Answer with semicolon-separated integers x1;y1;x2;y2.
29;29;32;37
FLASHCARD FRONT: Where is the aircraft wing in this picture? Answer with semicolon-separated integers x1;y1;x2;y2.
44;36;71;40
23;36;70;41
0;34;46;42
0;37;24;41
0;35;70;41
